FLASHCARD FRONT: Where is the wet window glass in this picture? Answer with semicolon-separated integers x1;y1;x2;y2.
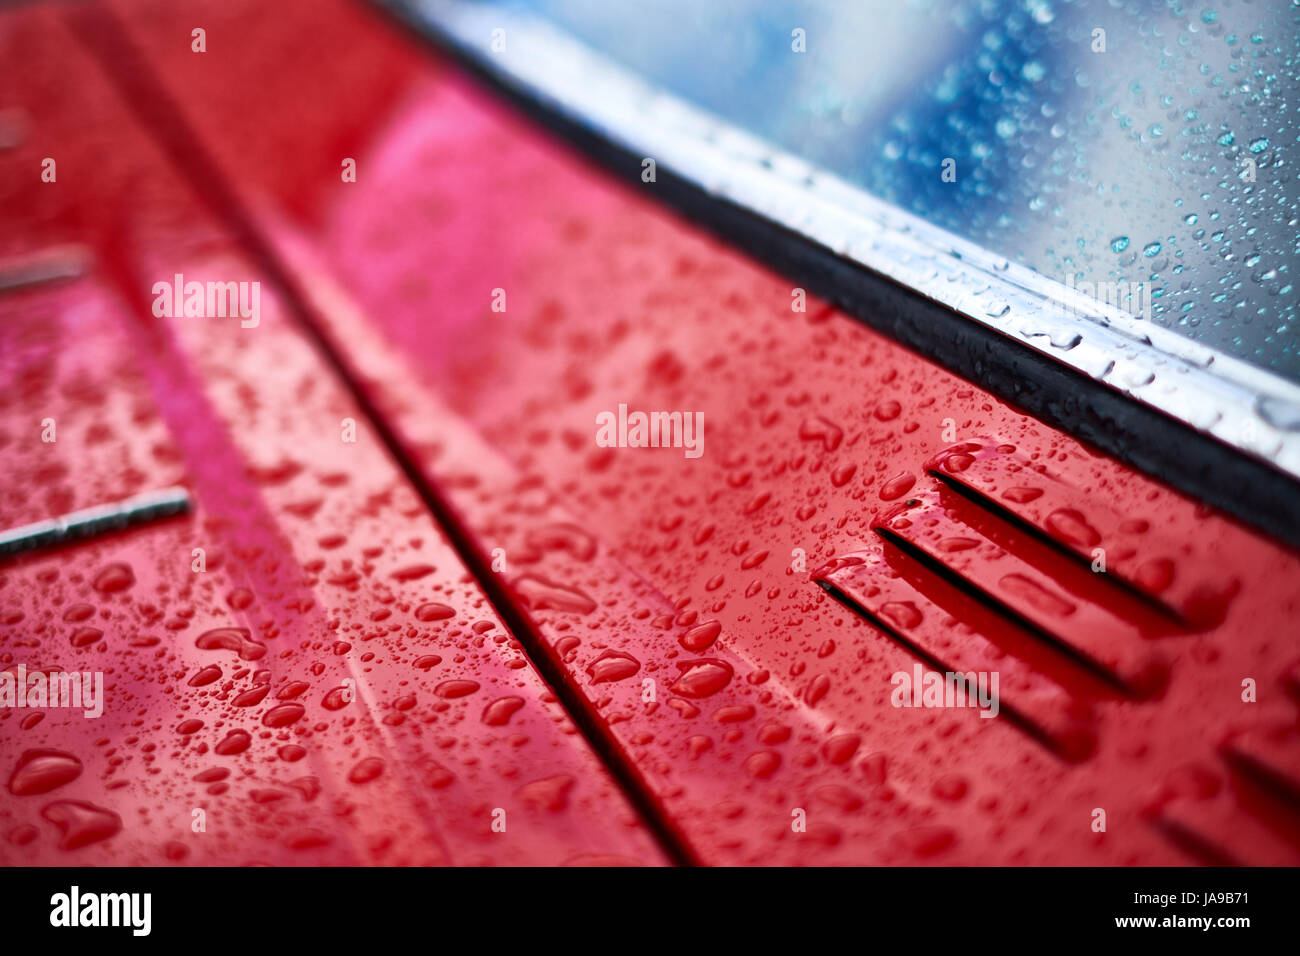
510;0;1298;384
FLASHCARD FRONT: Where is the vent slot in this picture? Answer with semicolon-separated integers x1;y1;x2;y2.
871;489;1171;698
1151;789;1300;866
926;438;1239;629
808;438;1247;759
815;544;1111;761
1220;724;1300;810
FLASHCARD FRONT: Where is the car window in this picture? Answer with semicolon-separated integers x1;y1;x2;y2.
507;0;1298;385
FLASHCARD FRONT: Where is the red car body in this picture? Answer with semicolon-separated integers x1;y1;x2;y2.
1;0;1298;866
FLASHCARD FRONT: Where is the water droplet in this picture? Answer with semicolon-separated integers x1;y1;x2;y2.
482;695;525;726
434;679;480;699
414;602;455;622
830;464;857;487
1133;558;1175;593
805;674;831;705
390;563;435;582
1045;508;1102;548
999;574;1076;617
714;704;755;723
874;401;902;421
823;734;861;765
516;774;575;811
680;620;721;651
9;825;39;846
1003;486;1044;504
880;601;923;630
524;523;597;561
513;575;597;614
196;627;266;661
743;751;781;778
815;785;863;812
348;757;385;784
586;650;641;683
8;749;82;796
277;681;309;700
214;729;252;755
880;472;916;500
1256;396;1300;431
62;604;93;622
262;703;306;727
897;825;957;858
70;627;102;648
188;665;222;687
41;800;121;850
232;684;270;708
91;563;134;594
322;686;351;710
933;775;969;801
283;828;332;850
670;659;734;698
798;416;843;452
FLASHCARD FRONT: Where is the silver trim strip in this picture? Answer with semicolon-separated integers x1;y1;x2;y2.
396;0;1300;482
0;486;191;559
0;244;89;293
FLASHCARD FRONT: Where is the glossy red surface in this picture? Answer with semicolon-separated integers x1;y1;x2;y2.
0;5;663;866
1;0;1297;865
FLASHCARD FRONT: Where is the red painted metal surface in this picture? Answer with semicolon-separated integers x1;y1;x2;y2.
0;5;664;866
1;0;1297;865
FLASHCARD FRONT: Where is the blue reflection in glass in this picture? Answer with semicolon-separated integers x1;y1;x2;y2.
507;0;1299;383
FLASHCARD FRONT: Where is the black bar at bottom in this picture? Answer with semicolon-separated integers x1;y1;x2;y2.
0;865;1285;941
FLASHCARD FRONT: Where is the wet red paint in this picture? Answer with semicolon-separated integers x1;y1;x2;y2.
0;0;1297;866
0;4;663;867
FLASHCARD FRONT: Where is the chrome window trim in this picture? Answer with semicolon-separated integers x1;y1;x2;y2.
0;487;191;559
387;0;1300;486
